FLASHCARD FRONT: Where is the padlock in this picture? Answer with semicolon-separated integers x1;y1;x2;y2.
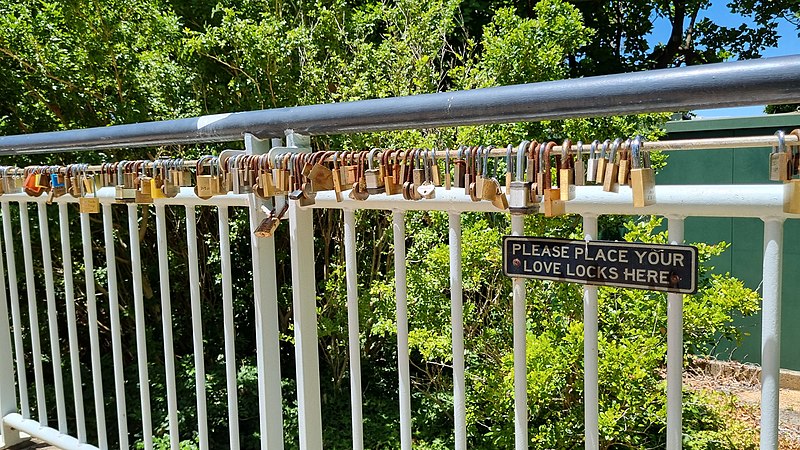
504;144;514;194
595;139;609;184
160;160;181;198
382;150;402;196
586;140;599;184
78;171;100;214
194;156;214;200
629;136;656;208
535;143;547;196
115;161;137;203
309;152;335;192
602;138;621;193
365;148;385;194
331;152;344;202
443;148;452;190
769;130;791;181
559;139;575;201
416;150;436;199
348;152;370;201
618;139;632;185
574;141;586;186
508;140;538;215
453;146;466;189
784;131;800;214
543;187;565;217
430;148;442;186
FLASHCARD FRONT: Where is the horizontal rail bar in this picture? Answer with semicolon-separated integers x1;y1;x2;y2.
0;132;796;174
1;56;799;154
308;185;797;218
3;413;100;450
0;185;797;218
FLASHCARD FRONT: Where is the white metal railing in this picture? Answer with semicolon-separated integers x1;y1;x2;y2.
0;168;795;450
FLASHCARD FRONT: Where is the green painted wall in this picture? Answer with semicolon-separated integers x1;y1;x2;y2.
660;113;800;370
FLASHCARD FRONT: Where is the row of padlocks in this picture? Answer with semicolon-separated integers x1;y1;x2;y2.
1;131;799;236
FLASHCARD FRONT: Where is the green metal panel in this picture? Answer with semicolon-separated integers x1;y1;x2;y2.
662;113;800;370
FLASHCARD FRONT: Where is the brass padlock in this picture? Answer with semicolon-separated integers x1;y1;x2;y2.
769;130;791;181
618;139;632;185
309;152;335;192
595;139;609;184
602;138;621;193
453;146;466;189
574;141;586;186
559;139;575;201
79;172;100;214
629;136;656;208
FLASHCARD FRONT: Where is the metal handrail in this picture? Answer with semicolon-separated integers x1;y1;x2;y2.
1;56;800;154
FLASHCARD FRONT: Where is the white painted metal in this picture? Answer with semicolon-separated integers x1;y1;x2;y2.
3;414;99;450
667;217;685;450
511;214;527;450
218;206;241;450
582;215;599;450
1;202;29;419
392;211;412;450
36;202;67;433
449;212;466;450
154;204;179;450
185;205;209;450
58;203;86;442
126;204;152;449
3;184;798;219
101;204;128;449
288;202;323;450
761;218;783;450
18;203;47;425
343;210;364;450
79;210;108;450
310;185;798;219
245;133;285;450
0;219;21;447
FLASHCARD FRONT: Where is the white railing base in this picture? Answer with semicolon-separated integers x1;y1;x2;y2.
3;414;99;450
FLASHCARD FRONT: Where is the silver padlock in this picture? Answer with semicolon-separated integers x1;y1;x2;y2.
508;140;538;215
574;140;586;186
586;140;600;183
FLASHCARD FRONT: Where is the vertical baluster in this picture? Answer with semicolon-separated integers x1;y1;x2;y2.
343;210;364;450
36;202;67;433
58;203;86;442
154;204;179;449
0;203;21;446
288;202;322;450
448;212;465;450
1;201;29;419
185;205;209;450
127;204;153;449
218;206;240;449
666;216;685;450
511;215;527;450
79;208;108;449
392;211;411;450
583;214;599;450
18;202;47;425
101;204;128;448
760;217;783;450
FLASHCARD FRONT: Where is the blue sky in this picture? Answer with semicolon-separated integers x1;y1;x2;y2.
646;1;799;118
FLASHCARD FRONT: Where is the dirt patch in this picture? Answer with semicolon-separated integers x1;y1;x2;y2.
687;358;800;449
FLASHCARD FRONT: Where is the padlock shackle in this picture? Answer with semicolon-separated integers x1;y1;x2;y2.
631;136;643;169
367;148;381;170
773;130;787;155
515;140;529;182
590;140;600;159
600;139;610;159
609;138;622;162
505;144;514;179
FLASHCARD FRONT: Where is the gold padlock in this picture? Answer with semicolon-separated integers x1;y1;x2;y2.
629;136;656;208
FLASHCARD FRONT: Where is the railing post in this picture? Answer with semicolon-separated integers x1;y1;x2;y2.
583;214;598;450
288;200;323;449
0;220;21;447
245;133;285;449
666;216;685;450
511;214;527;450
761;217;783;450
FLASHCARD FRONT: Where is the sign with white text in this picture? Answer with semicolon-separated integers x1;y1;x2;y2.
502;236;698;294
